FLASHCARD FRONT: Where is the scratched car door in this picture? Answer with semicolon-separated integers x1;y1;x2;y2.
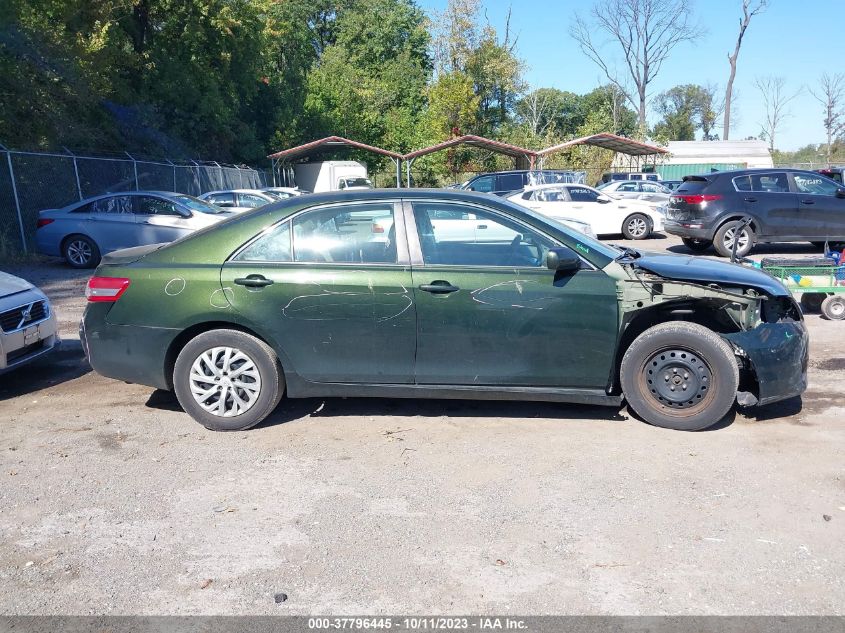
220;201;416;384
409;200;618;388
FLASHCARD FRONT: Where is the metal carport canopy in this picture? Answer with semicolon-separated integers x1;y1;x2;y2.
536;133;667;158
268;136;403;186
402;135;538;186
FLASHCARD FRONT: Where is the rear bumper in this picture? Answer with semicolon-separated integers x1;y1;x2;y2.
723;321;809;406
81;306;177;390
663;219;716;240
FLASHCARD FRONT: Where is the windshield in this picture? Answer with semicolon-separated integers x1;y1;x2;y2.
341;177;373;188
172;194;226;214
498;197;621;260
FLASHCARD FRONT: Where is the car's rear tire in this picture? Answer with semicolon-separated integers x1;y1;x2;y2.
620;321;739;431
800;292;827;313
821;295;845;321
62;235;100;268
682;237;712;252
173;329;285;431
622;213;651;240
713;221;755;258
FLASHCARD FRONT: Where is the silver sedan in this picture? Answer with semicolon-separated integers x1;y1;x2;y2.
0;272;60;374
35;191;229;268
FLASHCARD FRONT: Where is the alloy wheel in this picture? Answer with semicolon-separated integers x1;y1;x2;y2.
67;239;92;266
722;226;749;252
189;346;262;417
627;217;648;238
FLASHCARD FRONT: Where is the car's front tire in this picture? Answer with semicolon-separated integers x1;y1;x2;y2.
713;221;755;258
62;235;100;268
682;237;712;252
620;321;739;431
622;213;652;240
173;329;285;431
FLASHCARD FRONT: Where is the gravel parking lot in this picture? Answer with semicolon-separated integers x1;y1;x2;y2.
1;234;844;615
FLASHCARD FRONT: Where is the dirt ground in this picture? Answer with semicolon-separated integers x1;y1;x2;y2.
1;234;843;615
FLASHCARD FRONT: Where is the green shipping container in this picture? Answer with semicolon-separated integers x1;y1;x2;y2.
658;163;745;181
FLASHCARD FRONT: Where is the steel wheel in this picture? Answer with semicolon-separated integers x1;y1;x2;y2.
641;348;713;411
189;346;262;417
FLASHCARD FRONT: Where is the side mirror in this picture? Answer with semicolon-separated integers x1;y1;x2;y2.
177;208;192;218
546;246;581;273
597;195;611;203
836;188;845;199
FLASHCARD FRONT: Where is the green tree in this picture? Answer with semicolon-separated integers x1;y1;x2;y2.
652;84;719;141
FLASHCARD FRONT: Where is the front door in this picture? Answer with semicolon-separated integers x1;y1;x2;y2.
408;201;618;388
133;195;194;244
791;171;845;241
221;201;416;384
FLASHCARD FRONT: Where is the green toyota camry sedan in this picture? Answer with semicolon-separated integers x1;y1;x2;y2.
80;189;808;432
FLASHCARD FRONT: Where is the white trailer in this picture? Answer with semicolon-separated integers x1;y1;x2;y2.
293;161;373;193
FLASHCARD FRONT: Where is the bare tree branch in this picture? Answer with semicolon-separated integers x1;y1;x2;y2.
723;0;768;139
570;0;701;137
754;76;801;153
809;73;845;166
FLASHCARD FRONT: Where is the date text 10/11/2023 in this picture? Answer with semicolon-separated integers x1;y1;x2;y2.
307;617;528;630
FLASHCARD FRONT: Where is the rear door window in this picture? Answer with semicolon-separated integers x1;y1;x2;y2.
238;193;270;208
205;192;236;206
467;176;495;193
617;183;639;192
733;176;752;192
76;196;133;214
496;174;524;192
749;173;790;193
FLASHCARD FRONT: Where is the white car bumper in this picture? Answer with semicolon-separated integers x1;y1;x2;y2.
0;293;60;374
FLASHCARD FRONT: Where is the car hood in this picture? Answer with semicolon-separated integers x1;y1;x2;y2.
633;253;790;297
0;271;34;296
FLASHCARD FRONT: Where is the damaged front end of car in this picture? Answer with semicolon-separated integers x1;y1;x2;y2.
607;252;808;408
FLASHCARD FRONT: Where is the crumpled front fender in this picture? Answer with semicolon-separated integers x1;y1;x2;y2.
723;322;809;406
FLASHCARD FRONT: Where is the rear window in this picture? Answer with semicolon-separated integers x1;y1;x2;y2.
496;174;524;191
675;179;710;194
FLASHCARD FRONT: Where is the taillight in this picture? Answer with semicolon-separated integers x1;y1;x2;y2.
671;194;723;204
36;218;54;229
86;277;130;302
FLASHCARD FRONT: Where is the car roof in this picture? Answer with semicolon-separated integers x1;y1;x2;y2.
686;167;829;179
61;190;192;210
201;189;272;195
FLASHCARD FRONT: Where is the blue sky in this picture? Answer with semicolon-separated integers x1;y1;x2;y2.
418;0;834;150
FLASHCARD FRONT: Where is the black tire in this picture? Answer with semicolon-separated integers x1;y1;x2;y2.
682;237;712;252
62;235;100;269
821;295;845;321
622;213;652;240
800;292;827;313
620;321;739;431
173;329;285;431
713;221;755;258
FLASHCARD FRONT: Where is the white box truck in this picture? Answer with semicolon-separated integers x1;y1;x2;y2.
293;161;373;193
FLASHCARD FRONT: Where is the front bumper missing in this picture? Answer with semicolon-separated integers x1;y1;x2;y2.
723;321;809;406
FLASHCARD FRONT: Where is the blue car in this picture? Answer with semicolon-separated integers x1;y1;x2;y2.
35;191;230;268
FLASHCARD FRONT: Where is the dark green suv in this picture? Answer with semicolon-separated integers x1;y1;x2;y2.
81;190;808;432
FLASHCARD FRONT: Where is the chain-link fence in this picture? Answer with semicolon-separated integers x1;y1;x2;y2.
0;148;271;255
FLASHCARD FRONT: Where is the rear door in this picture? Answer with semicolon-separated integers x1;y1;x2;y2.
83;195;136;252
791;172;845;240
740;172;801;238
221;201;416;384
